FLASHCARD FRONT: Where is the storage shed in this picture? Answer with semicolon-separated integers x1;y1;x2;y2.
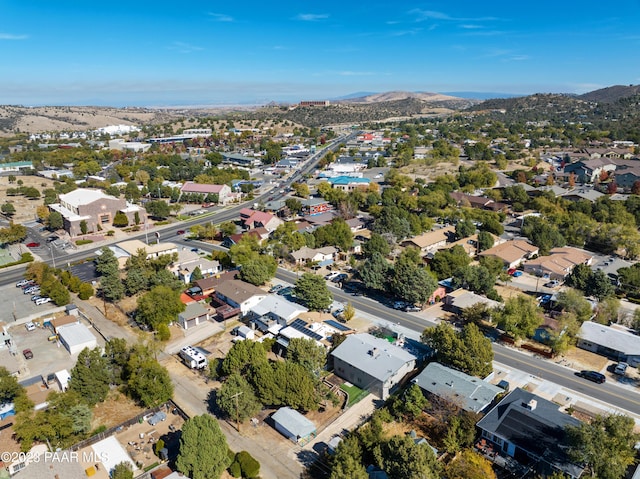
271;407;316;445
57;323;97;354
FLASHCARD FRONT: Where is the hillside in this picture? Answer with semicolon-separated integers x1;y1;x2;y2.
578;84;640;103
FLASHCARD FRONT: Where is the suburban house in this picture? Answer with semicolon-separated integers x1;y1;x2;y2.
108;240;178;269
302;197;332;216
169;248;222;284
412;362;503;413
248;295;308;332
326;176;371;191
221;228;270;248
479;240;539;269
49;188;146;237
271;407;316;445
444;289;502;315
179;181;233;204
522;247;593;280
193;271;239;297
449;191;508;212
400;226;455;254
177;302;210;330
476;388;584;479
331;333;417;399
214;279;267;316
239;208;283;232
577;321;640;365
290;246;337;267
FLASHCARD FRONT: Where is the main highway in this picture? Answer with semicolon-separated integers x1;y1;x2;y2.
3;132;640;417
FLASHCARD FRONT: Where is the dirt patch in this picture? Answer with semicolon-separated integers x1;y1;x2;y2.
399;160;460;183
92;390;145;430
0;175;57;223
557;346;609;372
494;284;528;301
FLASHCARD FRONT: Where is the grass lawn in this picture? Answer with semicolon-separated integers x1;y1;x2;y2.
340;383;368;407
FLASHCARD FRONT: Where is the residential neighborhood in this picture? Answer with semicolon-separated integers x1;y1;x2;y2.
2;84;640;479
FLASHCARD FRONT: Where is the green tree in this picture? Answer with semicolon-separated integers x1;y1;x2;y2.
239;255;277;285
521;216;565;254
314;218;353;252
221;340;268;377
455;220;475;239
287;338;327;376
330;436;368;479
391;258;438;306
113;211;129;227
594;296;620;324
285;198;303;215
567;414;639;479
373;435;440;479
556;288;594;322
294;273;332;311
80;220;88;235
126;353;174;407
100;273;125;302
1;202;16;216
429;245;472;280
359;252;390;290
586;269;615;300
477;231;494;252
495;295;544;340
112;462;134;479
402;383;429;419
95;247;120;277
292;182;310;198
0;367;32;413
342;302;356;322
145;200;171;219
136;285;185;334
176;414;231;479
219;221;237;237
69;348;111;406
216;374;261;423
47;211;64;230
78;282;94;300
190;266;203;282
362;232;390;258
422;323;494;377
0;222;27;244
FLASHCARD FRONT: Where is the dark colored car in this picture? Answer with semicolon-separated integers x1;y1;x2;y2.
176;230;186;235
26;242;41;248
22;349;33;360
269;284;284;294
577;370;605;383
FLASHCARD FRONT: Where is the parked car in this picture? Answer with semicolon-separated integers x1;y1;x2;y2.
31;295;42;302
25;322;36;331
46;235;59;243
176;230;186;235
16;279;32;287
332;273;348;283
544;280;560;288
35;297;52;305
324;272;340;281
24;286;40;294
26;242;41;248
576;370;606;383
22;349;33;360
393;301;408;310
269;284;284;294
614;362;628;375
511;270;523;277
404;305;421;312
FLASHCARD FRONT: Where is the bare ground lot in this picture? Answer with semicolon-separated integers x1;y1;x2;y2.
0;175;57;224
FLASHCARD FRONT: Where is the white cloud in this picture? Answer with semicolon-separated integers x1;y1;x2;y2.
409;9;497;23
0;33;28;40
296;13;329;21
207;12;233;22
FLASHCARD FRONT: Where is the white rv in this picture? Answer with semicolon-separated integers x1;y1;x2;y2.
179;346;208;369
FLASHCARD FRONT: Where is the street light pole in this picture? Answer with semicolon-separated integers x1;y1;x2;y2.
50;243;56;269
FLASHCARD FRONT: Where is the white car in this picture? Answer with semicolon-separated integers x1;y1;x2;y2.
35;297;52;306
25;322;36;331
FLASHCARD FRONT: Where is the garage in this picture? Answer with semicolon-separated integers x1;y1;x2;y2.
178;302;210;330
57;323;98;355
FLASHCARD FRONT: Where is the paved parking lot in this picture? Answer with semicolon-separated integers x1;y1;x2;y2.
0;283;61;322
9;321;81;379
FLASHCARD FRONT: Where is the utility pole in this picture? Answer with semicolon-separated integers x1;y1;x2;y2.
230;391;243;432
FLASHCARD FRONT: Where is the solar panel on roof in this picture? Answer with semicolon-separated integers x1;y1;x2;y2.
289;319;323;341
323;319;352;332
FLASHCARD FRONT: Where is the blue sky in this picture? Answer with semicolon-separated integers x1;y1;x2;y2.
1;1;639;106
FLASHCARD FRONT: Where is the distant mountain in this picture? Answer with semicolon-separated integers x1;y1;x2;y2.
442;91;525;100
578;84;640;103
332;91;378;100
338;90;462;104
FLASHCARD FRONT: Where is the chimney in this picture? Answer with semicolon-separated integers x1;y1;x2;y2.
368;348;379;358
523;399;537;411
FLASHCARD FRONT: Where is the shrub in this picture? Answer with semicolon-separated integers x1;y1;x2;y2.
236;451;260;478
76;239;93;245
0;253;34;269
154;439;165;456
229;461;242;478
78;282;94;300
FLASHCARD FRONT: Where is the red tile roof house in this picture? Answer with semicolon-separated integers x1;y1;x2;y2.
239;208;284;233
180;181;233;204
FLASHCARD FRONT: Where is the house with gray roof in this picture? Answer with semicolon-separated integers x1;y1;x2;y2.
271;407;316;445
476;388;584;479
331;333;417;399
577;321;640;365
412;362;502;413
215;279;266;316
248;295;308;332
